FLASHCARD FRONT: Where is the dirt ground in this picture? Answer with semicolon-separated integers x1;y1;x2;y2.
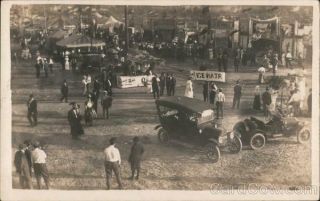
11;58;312;190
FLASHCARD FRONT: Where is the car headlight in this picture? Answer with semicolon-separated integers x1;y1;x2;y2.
229;132;234;139
218;137;223;144
199;129;202;134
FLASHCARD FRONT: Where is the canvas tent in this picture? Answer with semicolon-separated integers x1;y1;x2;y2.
56;34;106;48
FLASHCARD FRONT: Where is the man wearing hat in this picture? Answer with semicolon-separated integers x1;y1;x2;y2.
128;136;145;180
104;137;123;189
27;94;37;126
232;80;242;109
262;87;272;119
60;79;69;103
32;141;50;189
68;102;84;139
14;144;33;189
101;91;113;119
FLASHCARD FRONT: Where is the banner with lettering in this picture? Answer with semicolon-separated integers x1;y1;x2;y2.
190;70;226;82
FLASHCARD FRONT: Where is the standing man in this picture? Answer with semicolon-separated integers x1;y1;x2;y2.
128;136;144;180
60;80;69;103
43;58;49;78
101;91;113;119
49;57;54;73
262;87;272;120
170;73;176;96
32;141;50;189
216;88;225;119
35;60;41;78
203;81;209;102
93;77;101;113
307;88;312;117
67;102;84;140
151;75;160;99
165;73;171;96
159;72;166;96
232;80;242;109
270;53;278;76
14;144;33;189
222;49;228;72
27;94;37;127
285;51;293;69
217;48;223;72
104;137;123;190
234;47;241;72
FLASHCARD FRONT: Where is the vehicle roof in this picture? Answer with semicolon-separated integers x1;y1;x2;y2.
155;96;213;114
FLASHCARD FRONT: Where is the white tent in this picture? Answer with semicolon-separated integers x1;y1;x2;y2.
105;16;123;27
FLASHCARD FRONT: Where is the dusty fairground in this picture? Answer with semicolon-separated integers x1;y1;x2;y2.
11;59;311;190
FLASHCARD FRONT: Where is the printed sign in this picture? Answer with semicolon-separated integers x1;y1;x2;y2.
117;75;148;88
190;70;226;82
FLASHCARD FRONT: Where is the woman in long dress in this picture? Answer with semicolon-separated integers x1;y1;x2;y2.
184;77;194;98
258;66;266;84
253;85;261;110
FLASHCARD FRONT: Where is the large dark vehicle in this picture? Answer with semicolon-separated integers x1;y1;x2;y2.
232;106;310;150
155;96;242;163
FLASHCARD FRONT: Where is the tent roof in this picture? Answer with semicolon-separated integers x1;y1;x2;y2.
105;15;123;25
56;34;105;48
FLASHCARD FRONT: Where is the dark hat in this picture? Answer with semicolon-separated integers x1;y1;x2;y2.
24;140;31;146
133;136;139;142
33;141;40;148
109;137;117;145
18;143;27;150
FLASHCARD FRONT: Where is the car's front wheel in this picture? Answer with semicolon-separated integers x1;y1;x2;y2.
250;132;266;150
228;135;242;154
158;128;169;143
205;143;220;163
297;128;310;144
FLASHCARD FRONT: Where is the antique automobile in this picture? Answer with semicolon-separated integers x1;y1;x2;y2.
154;96;242;163
232;106;310;150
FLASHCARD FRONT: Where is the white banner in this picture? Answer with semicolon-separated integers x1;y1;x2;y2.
117;75;149;88
190;70;226;82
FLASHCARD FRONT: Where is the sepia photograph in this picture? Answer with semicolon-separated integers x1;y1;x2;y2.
1;0;319;200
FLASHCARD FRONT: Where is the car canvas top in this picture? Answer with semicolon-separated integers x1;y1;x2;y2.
156;96;213;114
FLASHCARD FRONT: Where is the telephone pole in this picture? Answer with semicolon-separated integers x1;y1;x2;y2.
124;5;129;52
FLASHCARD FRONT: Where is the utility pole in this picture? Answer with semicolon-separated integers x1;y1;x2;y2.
124;5;129;52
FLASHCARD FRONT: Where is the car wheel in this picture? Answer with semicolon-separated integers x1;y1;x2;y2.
158;128;169;143
250;133;265;150
205;143;220;163
297;128;310;144
228;135;242;154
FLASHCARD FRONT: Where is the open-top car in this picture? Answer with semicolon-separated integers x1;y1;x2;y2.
232;106;311;150
154;96;242;163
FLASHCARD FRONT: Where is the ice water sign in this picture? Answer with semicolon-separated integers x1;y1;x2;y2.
190;70;226;82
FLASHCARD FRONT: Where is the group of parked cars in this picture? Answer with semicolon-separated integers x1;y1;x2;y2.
154;96;311;163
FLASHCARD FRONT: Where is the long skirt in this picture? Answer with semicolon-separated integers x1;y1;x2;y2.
253;95;261;110
258;73;265;84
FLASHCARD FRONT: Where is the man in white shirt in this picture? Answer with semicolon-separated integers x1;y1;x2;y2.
32;141;50;189
288;89;301;116
285;51;293;68
104;137;123;190
216;88;225;119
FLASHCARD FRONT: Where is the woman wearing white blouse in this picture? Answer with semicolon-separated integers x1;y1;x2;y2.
184;77;194;98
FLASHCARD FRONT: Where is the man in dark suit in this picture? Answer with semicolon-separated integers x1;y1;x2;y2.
67;102;84;140
93;77;101;113
151;76;159;99
232;80;242;109
14;144;33;189
165;73;171;96
60;80;69;102
262;87;272;119
159;72;166;96
35;61;41;78
101;91;113;119
23;140;33;176
27;94;37;126
170;73;176;96
128;136;145;180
